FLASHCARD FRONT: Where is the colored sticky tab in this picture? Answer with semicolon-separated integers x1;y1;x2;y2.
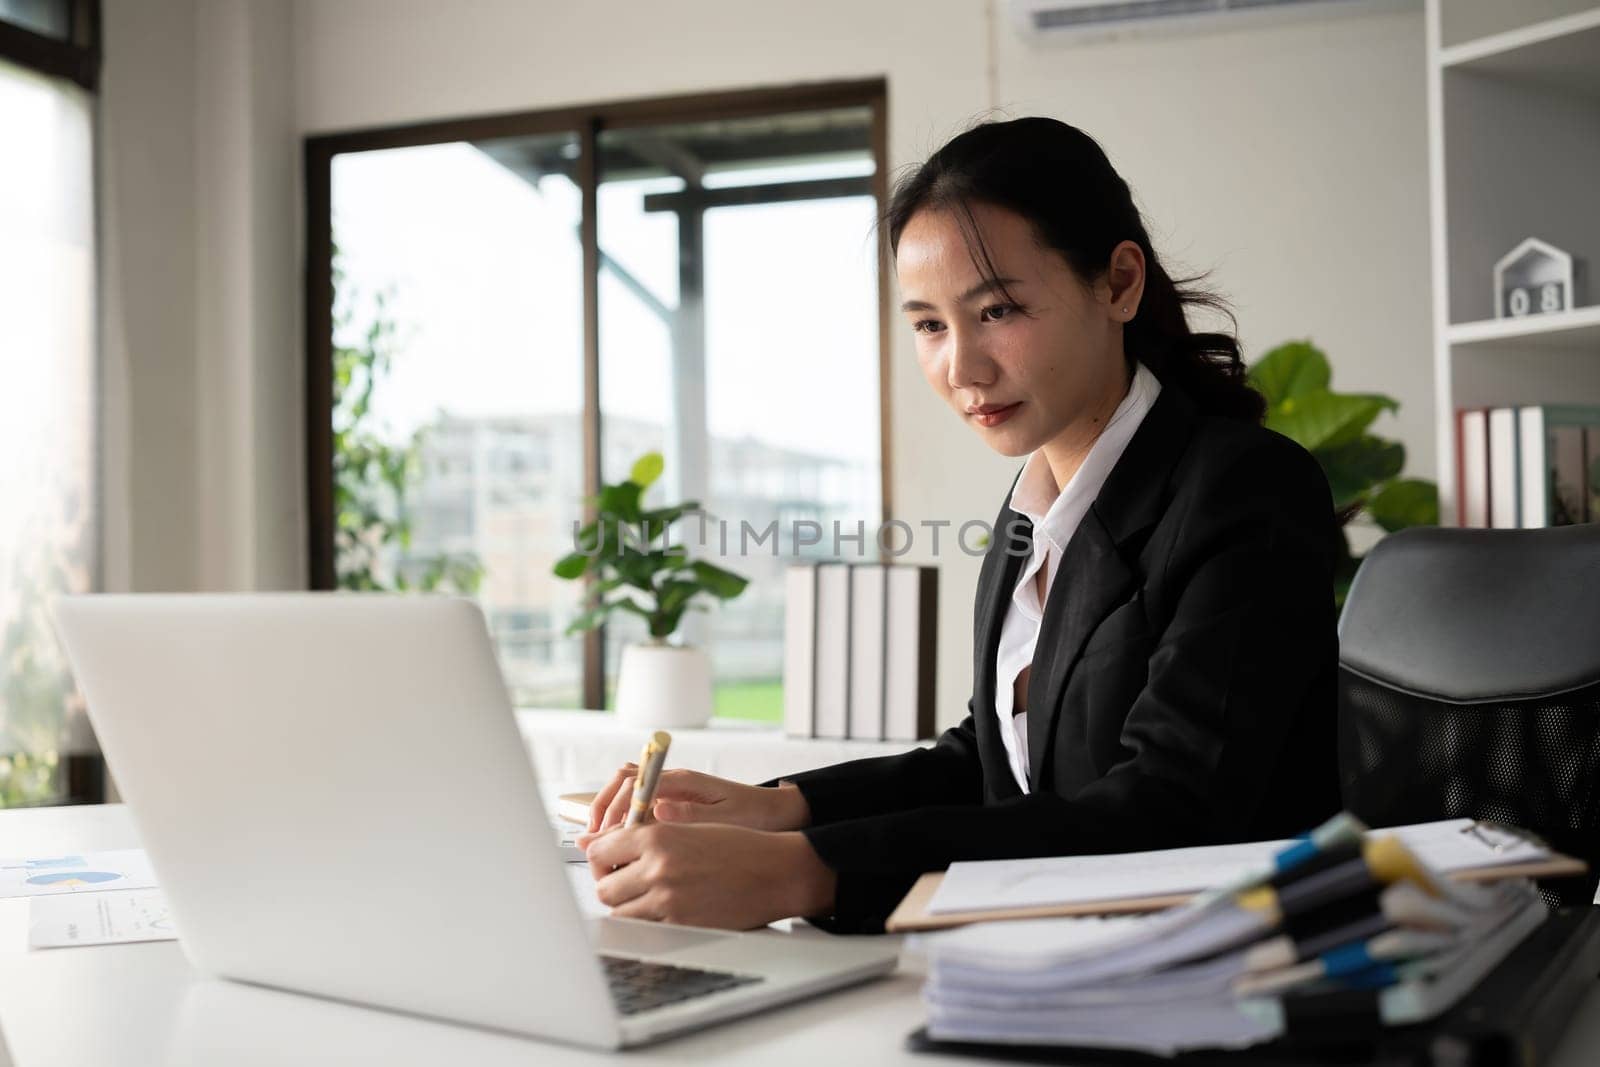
1271;840;1364;892
1273;812;1367;875
1236;885;1280;918
1274;836;1319;873
1334;961;1398;991
1321;941;1375;978
1362;835;1444;897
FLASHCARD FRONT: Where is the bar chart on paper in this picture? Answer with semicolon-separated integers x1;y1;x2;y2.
0;851;158;898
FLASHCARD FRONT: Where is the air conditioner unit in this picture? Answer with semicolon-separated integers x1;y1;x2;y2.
1008;0;1415;46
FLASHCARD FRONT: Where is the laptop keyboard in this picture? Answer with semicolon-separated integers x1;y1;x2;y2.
599;954;764;1016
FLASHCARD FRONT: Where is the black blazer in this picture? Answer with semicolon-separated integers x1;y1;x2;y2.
782;382;1342;933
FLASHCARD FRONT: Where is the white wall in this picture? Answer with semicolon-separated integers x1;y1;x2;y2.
106;0;1434;730
101;0;301;594
997;7;1434;483
193;0;302;591
100;0;200;593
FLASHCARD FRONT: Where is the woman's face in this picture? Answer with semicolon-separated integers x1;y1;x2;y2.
896;202;1143;459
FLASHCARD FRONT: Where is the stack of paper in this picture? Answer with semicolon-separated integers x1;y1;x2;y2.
914;815;1551;1056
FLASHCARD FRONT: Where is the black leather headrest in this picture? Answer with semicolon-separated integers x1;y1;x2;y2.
1338;525;1600;703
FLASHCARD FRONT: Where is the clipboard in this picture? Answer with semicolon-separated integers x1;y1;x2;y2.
885;839;1587;933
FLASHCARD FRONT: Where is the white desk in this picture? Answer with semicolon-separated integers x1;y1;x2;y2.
0;805;932;1067
5;805;1600;1067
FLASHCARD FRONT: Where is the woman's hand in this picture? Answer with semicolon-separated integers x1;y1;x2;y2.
583;764;810;835
584;822;836;929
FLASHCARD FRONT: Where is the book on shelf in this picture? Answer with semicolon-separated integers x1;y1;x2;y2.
884;564;938;741
782;560;939;741
1457;409;1488;528
847;563;888;742
1456;404;1600;528
812;562;852;740
1517;405;1600;528
781;562;818;738
1487;408;1519;528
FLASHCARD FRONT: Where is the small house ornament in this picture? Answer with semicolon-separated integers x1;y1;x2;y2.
1494;237;1578;319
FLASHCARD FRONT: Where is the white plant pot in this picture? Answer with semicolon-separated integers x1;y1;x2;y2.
614;641;713;729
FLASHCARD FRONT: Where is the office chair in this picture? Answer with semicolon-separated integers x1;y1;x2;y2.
1337;524;1600;907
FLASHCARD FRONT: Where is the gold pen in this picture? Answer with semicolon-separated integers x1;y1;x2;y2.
625;731;672;828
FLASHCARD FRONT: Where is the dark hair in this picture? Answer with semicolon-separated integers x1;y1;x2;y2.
885;116;1265;424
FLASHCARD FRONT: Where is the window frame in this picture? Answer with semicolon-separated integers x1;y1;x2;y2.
304;78;892;711
0;0;99;90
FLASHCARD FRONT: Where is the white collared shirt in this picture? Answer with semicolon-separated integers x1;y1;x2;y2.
995;360;1162;793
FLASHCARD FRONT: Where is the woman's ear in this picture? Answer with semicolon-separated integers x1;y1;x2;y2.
1106;240;1146;320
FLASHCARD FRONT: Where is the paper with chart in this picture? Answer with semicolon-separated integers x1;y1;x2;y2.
29;888;176;949
0;850;157;898
927;819;1553;915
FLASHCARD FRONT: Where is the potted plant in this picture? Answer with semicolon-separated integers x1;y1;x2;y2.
551;452;748;728
1247;340;1439;609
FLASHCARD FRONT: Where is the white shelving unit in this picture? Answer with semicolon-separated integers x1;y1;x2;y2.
1427;0;1600;523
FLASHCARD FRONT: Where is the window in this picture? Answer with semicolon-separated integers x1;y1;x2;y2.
0;0;102;807
323;132;587;704
594;109;883;722
308;82;889;722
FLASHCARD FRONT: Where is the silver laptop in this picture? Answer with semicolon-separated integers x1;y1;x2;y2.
51;594;898;1049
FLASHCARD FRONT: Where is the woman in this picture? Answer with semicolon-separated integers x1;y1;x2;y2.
580;116;1341;934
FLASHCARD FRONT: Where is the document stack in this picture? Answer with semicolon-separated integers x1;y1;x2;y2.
914;814;1550;1057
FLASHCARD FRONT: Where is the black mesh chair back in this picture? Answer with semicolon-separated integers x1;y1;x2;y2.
1337;524;1600;907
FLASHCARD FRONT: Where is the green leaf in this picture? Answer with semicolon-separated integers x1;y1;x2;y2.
1315;436;1405;511
608;597;654;621
563;607;608;636
651;608;685;640
552;552;589;580
654;500;701;517
1367;479;1439;532
691;561;748;599
1266;390;1397;452
630;451;665;489
639;502;696;530
612;549;661;592
598;480;643;523
657;579;700;616
1248;341;1330;407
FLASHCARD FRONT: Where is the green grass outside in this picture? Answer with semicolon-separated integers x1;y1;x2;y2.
712;680;784;723
600;678;784;724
